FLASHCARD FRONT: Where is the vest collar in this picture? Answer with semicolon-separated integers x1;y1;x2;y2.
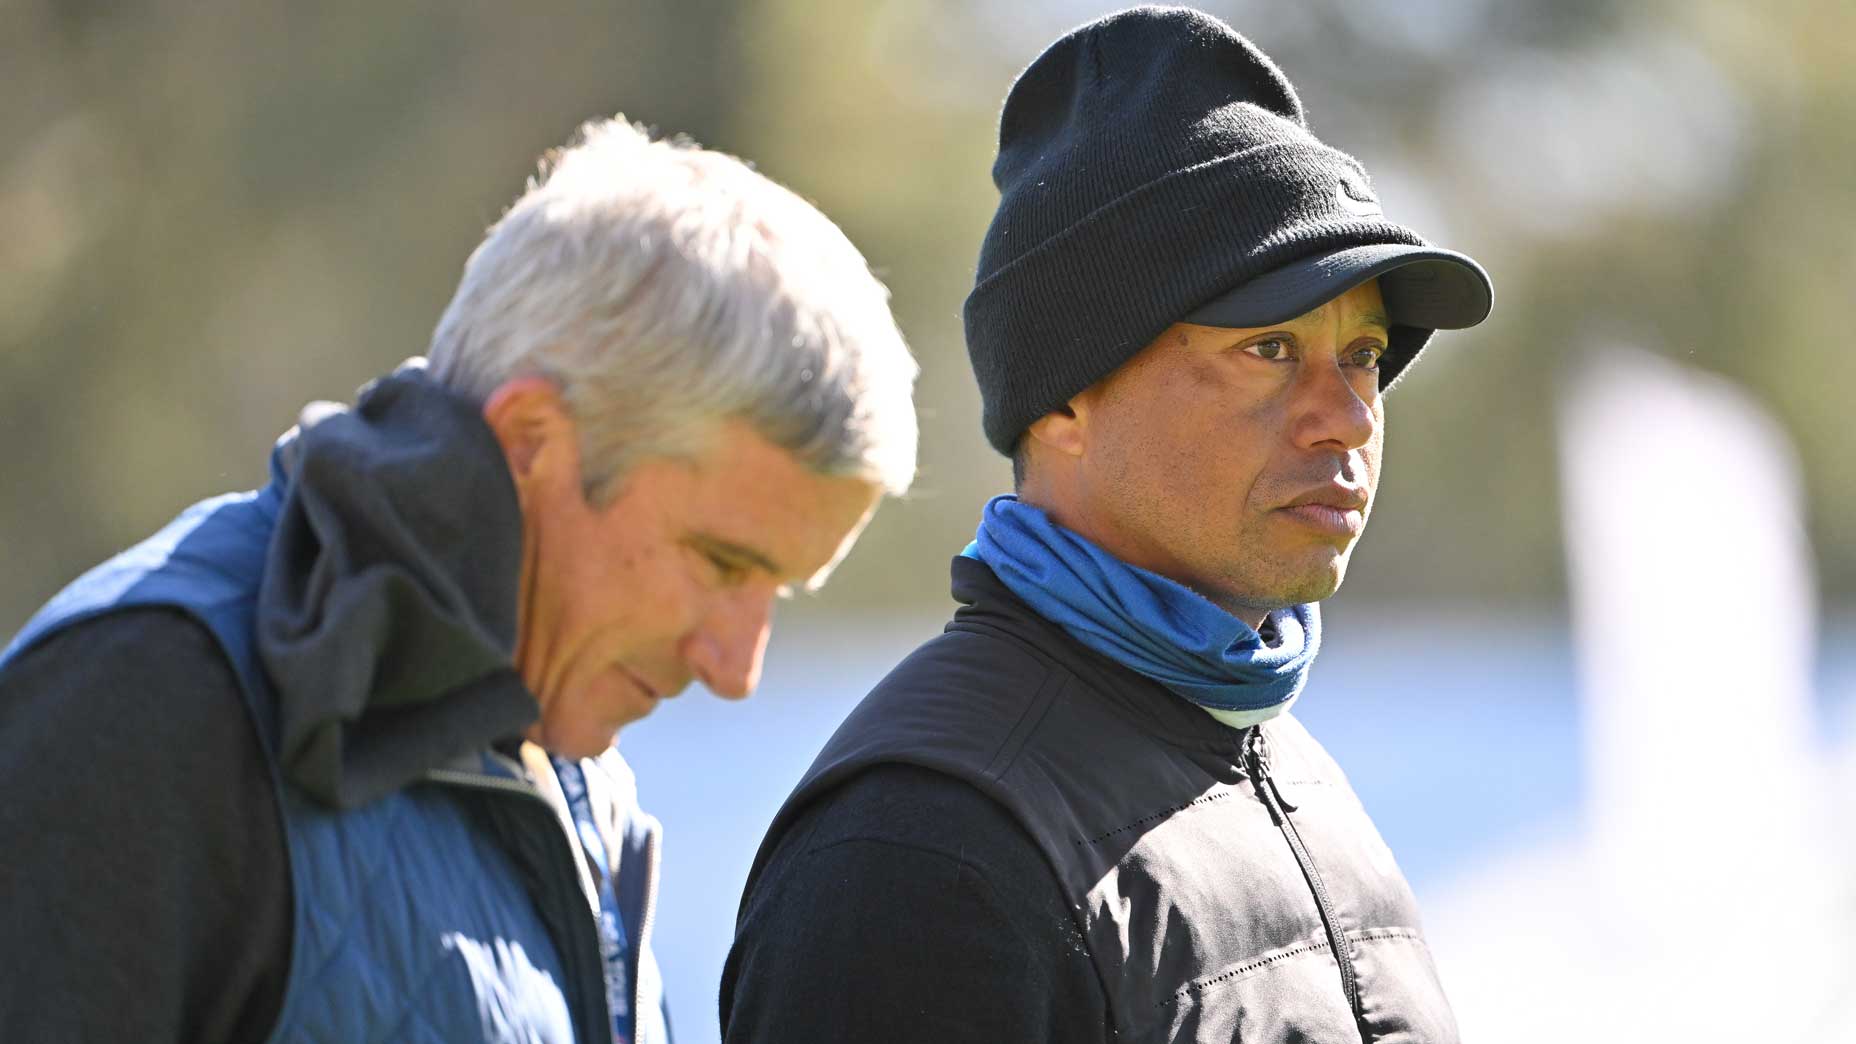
949;555;1253;756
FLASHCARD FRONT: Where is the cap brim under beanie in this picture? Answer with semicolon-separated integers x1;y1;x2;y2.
1183;243;1493;332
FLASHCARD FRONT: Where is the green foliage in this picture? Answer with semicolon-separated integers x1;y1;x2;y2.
4;0;1851;626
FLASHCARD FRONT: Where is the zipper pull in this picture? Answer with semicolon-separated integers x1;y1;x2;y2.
1244;727;1298;822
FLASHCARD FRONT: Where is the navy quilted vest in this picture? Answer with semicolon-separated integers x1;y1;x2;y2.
2;480;671;1044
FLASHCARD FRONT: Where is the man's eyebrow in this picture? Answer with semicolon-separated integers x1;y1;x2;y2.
688;532;785;577
1283;303;1392;333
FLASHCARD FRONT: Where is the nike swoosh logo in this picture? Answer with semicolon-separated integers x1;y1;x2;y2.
1336;177;1381;216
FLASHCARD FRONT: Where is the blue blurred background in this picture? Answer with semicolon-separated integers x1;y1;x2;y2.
6;0;1853;1039
630;606;1856;1041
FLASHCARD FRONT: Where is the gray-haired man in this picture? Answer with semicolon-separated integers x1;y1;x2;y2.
725;8;1490;1043
0;118;917;1044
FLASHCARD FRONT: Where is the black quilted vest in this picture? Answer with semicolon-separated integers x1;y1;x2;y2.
747;558;1458;1043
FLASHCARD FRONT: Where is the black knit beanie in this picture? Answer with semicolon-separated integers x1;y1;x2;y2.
963;6;1492;455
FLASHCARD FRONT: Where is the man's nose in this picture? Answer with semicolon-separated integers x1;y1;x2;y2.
680;592;774;700
1290;356;1377;452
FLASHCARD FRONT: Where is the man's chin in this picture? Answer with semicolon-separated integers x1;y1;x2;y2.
533;667;671;756
1249;556;1351;610
527;718;627;761
1291;566;1349;606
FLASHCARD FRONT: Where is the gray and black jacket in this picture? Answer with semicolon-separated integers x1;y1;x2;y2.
724;555;1456;1043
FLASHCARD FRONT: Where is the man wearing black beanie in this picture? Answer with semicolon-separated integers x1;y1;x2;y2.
724;7;1492;1042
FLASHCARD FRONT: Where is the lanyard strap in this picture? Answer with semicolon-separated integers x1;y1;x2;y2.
553;757;634;1044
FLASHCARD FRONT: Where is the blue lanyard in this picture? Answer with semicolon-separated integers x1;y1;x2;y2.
552;757;633;1043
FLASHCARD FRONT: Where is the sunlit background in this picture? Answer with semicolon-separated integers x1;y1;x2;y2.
5;1;1853;1040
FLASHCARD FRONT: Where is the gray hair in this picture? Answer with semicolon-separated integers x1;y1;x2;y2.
428;117;918;502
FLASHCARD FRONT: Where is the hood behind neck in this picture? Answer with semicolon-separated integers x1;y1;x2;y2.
256;362;538;809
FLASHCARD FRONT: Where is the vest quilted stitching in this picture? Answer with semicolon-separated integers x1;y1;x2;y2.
2;487;604;1044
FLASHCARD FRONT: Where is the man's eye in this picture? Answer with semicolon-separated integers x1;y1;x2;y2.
1347;344;1386;370
1243;337;1292;361
708;555;749;585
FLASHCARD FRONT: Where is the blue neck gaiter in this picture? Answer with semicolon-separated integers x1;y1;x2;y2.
964;495;1319;726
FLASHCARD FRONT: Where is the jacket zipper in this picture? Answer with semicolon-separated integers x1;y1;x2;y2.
1244;727;1363;1028
427;766;616;1044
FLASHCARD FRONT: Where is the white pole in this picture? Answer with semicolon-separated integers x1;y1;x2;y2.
1557;346;1837;1039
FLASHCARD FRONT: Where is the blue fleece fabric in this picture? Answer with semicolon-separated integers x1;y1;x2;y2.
964;495;1318;715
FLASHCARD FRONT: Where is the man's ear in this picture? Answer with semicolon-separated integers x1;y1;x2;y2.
481;377;577;487
1024;395;1090;460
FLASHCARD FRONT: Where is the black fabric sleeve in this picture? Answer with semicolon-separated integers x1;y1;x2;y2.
0;608;291;1044
721;764;1109;1043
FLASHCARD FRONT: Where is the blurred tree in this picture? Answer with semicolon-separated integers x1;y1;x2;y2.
3;0;1852;630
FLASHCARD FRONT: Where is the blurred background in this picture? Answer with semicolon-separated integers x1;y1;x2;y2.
4;0;1852;1039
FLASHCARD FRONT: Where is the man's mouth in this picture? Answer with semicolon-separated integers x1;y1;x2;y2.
1281;485;1369;512
1276;486;1369;535
615;664;669;701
